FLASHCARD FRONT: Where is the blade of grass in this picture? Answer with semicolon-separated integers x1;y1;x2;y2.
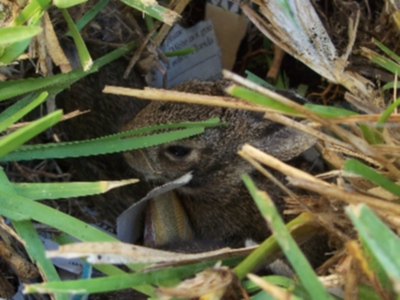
0;118;220;161
368;51;400;75
0;169;30;221
164;47;196;57
144;14;155;31
234;212;317;280
242;174;334;300
358;124;384;145
24;260;216;294
0;41;135;101
373;39;400;64
53;234;134;276
12;220;68;300
66;0;110;35
304;104;358;118
12;0;51;26
1;128;202;161
346;204;400;295
0;25;42;44
227;85;300;115
92;40;136;69
244;275;315;300
52;233;157;296
245;70;275;89
247;273;304;300
0;68;96;102
0;92;48;132
13;179;139;200
383;81;400;90
60;8;92;71
0;167;113;239
0;172;154;295
0;193;114;242
0;38;32;64
54;0;87;8
344;158;400;197
120;0;179;26
0;110;62;158
359;284;387;300
243;275;297;293
377;96;400;125
0;171;103;289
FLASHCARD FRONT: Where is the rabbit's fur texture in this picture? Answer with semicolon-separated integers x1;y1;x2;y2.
122;80;317;249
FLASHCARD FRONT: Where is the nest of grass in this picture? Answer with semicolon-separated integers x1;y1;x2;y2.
1;0;400;299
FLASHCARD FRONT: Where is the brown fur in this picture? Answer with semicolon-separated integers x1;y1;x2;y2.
122;80;316;248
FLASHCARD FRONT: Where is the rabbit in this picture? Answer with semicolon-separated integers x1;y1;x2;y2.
121;80;318;249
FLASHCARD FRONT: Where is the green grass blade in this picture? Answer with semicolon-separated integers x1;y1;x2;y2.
0;191;114;242
0;170;27;221
359;285;386;300
358;124;384;145
0;41;135;101
0;169;155;296
0;168;118;245
245;70;275;89
51;234;155;296
297;84;308;97
0;37;32;64
120;0;179;26
67;0;110;35
1;2;45;63
368;51;400;75
244;275;297;293
0;110;62;158
12;0;51;26
61;8;92;71
0;25;42;44
92;40;136;69
0;68;96;101
164;47;196;57
0;118;220;161
242;174;334;300
13;179;138;200
344;158;400;197
24;260;215;294
245;275;307;300
234;212;317;280
346;204;400;296
0;168;113;261
374;39;400;64
0;92;48;132
3;128;203;160
12;220;68;300
244;275;317;300
227;85;300;115
304;104;358;118
377;96;400;125
382;81;400;90
54;0;87;8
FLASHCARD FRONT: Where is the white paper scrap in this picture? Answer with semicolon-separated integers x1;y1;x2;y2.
151;19;222;88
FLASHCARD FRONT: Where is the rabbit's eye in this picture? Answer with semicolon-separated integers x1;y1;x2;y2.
165;145;192;159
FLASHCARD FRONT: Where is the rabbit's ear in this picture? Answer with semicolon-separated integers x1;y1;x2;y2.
254;124;316;162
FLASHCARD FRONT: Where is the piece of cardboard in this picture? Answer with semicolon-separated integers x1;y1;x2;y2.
205;2;248;70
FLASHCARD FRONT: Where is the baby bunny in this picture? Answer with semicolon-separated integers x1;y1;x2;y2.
122;80;316;249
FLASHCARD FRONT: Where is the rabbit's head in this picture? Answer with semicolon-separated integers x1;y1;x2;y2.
122;81;316;198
